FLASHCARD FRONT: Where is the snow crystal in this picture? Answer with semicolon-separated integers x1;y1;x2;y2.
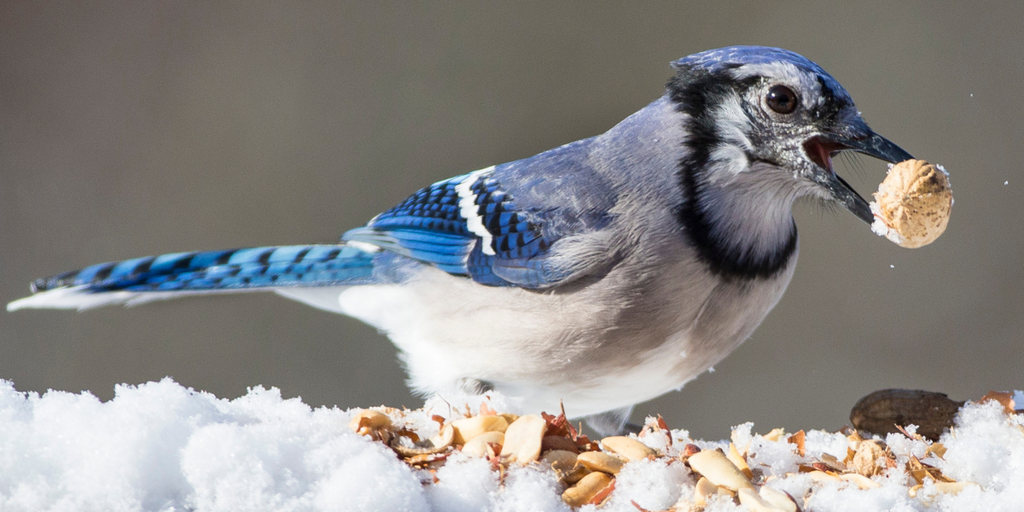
599;458;691;512
425;454;498;512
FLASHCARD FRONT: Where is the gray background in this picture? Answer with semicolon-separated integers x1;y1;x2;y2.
1;2;1020;439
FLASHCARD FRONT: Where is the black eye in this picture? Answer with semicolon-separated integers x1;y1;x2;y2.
766;84;799;114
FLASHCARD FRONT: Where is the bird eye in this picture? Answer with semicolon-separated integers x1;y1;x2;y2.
766;85;799;114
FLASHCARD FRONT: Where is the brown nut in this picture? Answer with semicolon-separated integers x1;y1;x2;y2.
850;389;963;441
693;477;718;508
840;473;882;490
687;448;754;491
758;486;798;512
576;451;626;475
870;159;953;248
738;487;795;512
561;471;614;508
451;415;509;445
461;431;504;458
600;436;657;462
727;442;753;479
500;414;547;465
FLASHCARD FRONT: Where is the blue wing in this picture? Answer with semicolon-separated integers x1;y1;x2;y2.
343;139;617;288
11;137;620;311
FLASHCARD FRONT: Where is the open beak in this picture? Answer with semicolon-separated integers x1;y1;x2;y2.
803;131;914;224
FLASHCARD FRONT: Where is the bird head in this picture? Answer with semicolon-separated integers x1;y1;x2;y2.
667;46;912;279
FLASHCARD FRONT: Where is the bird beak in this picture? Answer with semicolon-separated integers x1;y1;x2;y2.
803;131;914;224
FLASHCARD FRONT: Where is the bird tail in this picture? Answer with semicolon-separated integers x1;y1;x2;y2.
7;243;380;311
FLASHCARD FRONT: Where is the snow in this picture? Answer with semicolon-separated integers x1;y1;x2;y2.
0;378;1022;512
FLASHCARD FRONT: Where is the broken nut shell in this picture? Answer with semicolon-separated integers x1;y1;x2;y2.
349;409;391;435
390;422;454;457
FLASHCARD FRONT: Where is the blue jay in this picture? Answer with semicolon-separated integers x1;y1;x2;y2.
9;46;911;434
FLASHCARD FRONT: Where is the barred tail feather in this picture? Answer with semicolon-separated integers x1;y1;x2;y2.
7;244;380;311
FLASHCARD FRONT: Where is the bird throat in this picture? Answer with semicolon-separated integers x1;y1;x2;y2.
668;70;799;281
677;161;798;281
683;162;799;280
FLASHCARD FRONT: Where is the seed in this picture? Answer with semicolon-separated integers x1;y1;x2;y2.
758;486;798;512
806;471;841;484
600;436;657;462
727;442;752;479
577;451;626;475
682;444;702;458
840;473;881;489
561;471;614;508
738;487;795;512
461;431;504;458
693;477;719;508
500;414;547;465
687;448;753;491
451;415;509;444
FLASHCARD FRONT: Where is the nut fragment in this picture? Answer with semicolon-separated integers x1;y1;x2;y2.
762;428;786;442
348;409;392;439
687;448;754;491
727;442;753;479
561;471;614;508
806;471;841;484
738;487;795;512
853;440;888;477
870;159;953;248
600;436;657;462
451;415;509;444
840;472;882;489
391;423;454;457
933;481;979;495
541;449;578;476
693;477;719;508
500;414;547;465
462;431;504;458
758;486;798;512
577;451;626;475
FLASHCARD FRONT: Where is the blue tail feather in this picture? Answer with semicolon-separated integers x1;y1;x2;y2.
31;244;378;294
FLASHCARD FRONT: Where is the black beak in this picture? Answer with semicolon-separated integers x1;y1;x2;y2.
805;131;914;224
833;131;915;165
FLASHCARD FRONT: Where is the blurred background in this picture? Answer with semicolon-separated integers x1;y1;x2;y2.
1;1;1020;439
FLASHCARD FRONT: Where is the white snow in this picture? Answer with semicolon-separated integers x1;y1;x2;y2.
0;378;1021;512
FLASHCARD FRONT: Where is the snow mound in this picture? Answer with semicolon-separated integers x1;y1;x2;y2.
0;378;1021;512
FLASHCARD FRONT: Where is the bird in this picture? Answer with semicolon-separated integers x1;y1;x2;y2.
8;46;912;435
